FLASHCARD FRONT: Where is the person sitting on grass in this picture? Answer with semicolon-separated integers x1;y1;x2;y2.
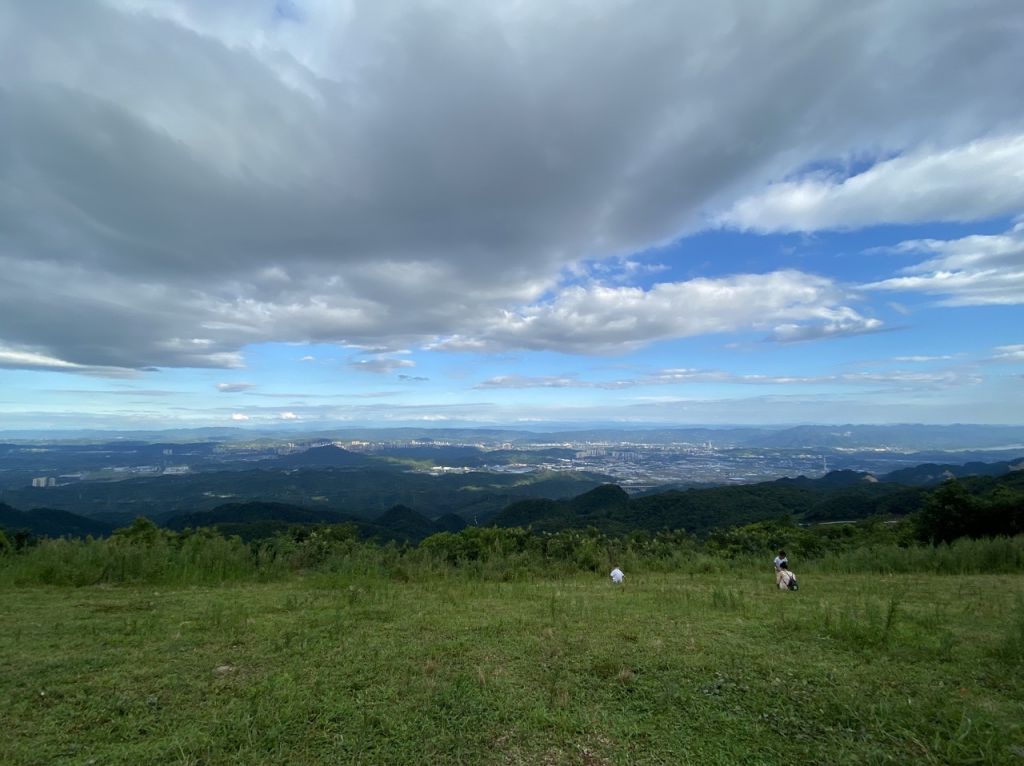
610;565;624;585
777;562;798;591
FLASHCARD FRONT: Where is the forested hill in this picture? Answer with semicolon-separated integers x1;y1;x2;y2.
164;501;466;544
0;502;114;539
493;464;1024;537
261;445;379;469
879;458;1024;485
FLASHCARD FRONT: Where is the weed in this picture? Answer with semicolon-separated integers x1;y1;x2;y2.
992;593;1024;663
881;594;901;645
710;586;742;612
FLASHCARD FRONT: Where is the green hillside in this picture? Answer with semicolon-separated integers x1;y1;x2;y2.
494;467;1024;537
0;502;114;539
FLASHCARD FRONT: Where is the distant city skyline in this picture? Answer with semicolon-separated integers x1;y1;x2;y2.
1;1;1022;429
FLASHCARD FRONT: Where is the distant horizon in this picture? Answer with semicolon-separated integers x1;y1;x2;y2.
4;422;1024;438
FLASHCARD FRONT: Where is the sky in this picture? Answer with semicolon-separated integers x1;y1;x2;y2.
0;0;1022;430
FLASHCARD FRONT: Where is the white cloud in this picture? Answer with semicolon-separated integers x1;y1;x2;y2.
348;356;416;374
770;308;884;343
230;412;249;421
891;355;954;363
862;222;1024;305
216;382;255;393
440;271;879;353
0;1;1021;368
478;367;978;391
477;375;585;389
837;370;982;388
0;345;137;378
278;411;299;420
719;135;1024;233
992;344;1024;362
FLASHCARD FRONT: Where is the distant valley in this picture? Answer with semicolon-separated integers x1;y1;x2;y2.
3;424;1024;524
2;424;1022;544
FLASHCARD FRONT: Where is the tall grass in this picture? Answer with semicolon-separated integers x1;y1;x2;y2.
2;528;1022;588
806;535;1024;575
0;535;273;586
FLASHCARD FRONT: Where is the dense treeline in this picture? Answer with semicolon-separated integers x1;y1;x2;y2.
915;477;1024;542
2;478;1023;587
490;471;1024;537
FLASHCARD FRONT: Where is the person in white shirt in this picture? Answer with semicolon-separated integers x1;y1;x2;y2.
610;566;624;584
773;550;788;571
774;550;789;588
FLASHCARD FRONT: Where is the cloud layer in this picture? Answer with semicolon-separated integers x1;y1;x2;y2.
2;1;1023;371
478;367;981;391
437;271;879;353
719;135;1024;233
864;222;1024;305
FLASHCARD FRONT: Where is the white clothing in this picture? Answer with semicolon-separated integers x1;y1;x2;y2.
773;555;788;571
610;567;624;584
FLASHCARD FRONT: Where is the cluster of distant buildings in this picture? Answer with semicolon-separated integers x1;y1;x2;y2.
30;464;190;488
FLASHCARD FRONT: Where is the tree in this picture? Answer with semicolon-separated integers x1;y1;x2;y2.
973;485;1024;538
914;480;975;543
111;516;177;546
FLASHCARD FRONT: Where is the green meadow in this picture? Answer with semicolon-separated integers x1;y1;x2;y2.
4;569;1023;765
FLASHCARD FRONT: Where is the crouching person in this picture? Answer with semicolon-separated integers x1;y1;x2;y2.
777;562;798;591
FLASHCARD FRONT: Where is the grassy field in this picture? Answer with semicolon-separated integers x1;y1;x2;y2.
3;571;1023;765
